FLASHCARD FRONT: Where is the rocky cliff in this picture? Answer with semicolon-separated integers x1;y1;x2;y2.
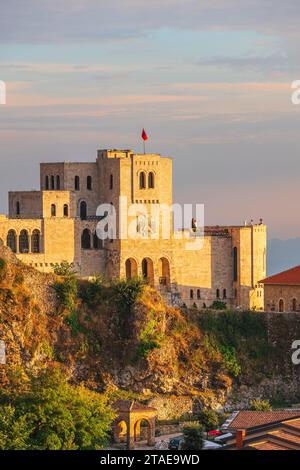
1;241;300;413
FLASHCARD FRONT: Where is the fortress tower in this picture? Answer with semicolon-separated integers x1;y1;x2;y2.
0;148;266;310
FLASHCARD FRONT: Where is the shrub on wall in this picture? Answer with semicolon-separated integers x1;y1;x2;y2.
53;261;77;277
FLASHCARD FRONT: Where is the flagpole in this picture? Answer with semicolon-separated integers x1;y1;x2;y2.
143;140;145;154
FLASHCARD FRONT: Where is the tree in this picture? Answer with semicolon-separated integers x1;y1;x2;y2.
250;399;272;411
210;300;227;310
181;424;203;450
199;409;220;432
0;368;115;450
0;405;32;450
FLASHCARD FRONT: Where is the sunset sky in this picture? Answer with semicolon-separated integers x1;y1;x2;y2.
0;1;300;239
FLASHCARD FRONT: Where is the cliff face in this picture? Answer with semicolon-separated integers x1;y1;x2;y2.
1;241;300;411
0;242;231;406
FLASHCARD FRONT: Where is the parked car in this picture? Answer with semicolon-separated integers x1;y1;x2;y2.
214;432;233;444
168;436;184;450
202;439;222;450
168;436;222;450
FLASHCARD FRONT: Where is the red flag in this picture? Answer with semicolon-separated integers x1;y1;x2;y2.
142;128;148;141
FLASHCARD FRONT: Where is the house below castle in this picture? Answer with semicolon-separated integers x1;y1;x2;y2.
0;148;266;310
260;265;300;313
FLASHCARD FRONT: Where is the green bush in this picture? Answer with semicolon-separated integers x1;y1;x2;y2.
53;277;78;312
0;258;6;272
136;310;163;359
53;261;77;277
250;399;272;411
219;345;241;377
0;368;114;450
198;409;220;431
181;424;203;450
112;278;145;315
65;310;82;337
79;276;106;308
210;300;227;310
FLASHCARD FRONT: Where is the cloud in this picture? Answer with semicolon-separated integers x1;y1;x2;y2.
196;54;289;73
0;0;300;43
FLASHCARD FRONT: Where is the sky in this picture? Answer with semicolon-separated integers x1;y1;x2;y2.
0;0;300;239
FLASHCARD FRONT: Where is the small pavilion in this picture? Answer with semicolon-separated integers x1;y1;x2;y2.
113;400;157;449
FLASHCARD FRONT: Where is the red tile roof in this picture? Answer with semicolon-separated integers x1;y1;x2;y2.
246;440;290;450
284;418;300;430
269;429;300;445
224;415;300;450
260;265;300;286
227;410;300;430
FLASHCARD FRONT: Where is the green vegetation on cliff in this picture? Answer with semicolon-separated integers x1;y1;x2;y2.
199;310;270;381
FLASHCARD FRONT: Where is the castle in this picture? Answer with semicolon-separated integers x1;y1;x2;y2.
0;148;266;310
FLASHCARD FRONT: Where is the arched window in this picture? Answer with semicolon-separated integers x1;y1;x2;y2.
63;204;69;217
51;175;55;190
80;201;87;220
31;229;40;253
279;299;284;312
7;230;17;253
233;247;238;282
56;175;60;190
158;257;170;287
51;204;56;217
87;176;92;191
75;176;80;191
139;172;146;189
45;175;49;190
148;172;155;189
16;201;20;216
216;289;220;299
223;289;227;299
292;298;297;312
125;258;138;279
81;229;91;249
109;174;113;190
141;258;154;286
19;230;29;253
93;232;103;250
197;289;201;300
190;289;194;299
